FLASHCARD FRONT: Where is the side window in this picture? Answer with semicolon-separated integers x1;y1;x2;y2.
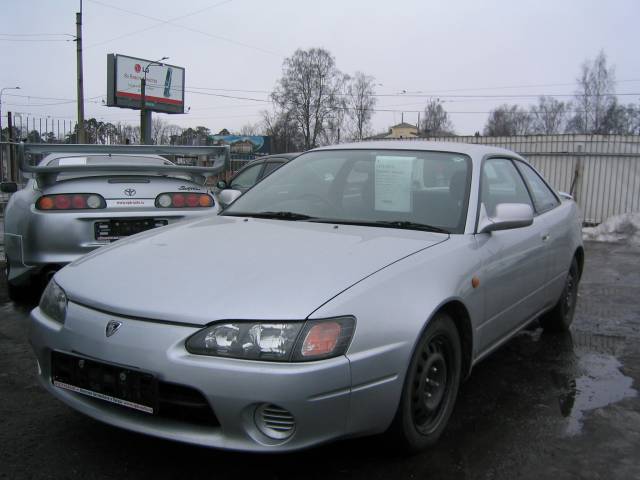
230;163;263;190
481;158;533;217
261;162;284;179
516;162;560;213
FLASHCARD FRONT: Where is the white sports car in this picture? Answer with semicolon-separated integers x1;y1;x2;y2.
2;144;227;300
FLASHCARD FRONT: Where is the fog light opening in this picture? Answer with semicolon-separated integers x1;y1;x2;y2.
254;404;296;440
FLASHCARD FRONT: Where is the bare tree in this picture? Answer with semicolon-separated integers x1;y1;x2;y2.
531;96;569;134
345;72;377;141
599;100;640;134
320;107;347;145
114;122;140;144
151;118;168;145
483;104;533;136
238;122;262;136
165;124;183;144
568;51;616;134
421;99;455;136
272;48;346;150
262;109;304;153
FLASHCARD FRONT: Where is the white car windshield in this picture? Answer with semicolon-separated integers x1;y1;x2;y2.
223;149;472;234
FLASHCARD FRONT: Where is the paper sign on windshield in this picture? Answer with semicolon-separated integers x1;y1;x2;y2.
374;156;415;212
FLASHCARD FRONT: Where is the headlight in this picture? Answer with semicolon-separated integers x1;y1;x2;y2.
186;317;355;362
39;280;68;324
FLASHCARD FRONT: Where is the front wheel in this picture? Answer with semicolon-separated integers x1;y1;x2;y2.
540;257;580;332
390;312;462;452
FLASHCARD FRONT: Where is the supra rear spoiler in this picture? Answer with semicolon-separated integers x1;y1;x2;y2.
18;143;230;187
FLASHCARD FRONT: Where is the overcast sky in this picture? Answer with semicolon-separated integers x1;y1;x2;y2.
2;0;640;137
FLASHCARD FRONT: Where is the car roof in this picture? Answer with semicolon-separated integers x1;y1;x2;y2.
311;140;524;161
240;152;301;168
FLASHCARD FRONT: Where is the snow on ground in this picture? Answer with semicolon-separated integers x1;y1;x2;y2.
583;212;640;245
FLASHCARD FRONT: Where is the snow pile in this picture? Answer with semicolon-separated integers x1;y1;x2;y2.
583;212;640;244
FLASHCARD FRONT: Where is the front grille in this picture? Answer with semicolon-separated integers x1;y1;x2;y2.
157;382;219;426
255;404;296;439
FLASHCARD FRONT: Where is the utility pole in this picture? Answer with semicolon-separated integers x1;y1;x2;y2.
75;0;85;143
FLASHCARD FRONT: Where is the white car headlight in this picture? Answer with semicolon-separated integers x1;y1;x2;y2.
186;317;355;362
40;280;68;324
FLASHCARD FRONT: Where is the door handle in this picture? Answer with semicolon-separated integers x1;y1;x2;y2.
542;234;550;242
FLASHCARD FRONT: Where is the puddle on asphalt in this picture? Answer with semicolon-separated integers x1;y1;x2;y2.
558;349;637;436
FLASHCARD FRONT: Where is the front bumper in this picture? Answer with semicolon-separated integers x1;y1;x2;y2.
29;302;353;452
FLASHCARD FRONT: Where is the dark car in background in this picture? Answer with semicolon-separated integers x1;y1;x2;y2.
216;153;301;206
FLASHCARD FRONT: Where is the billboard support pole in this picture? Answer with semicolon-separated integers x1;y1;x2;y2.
140;76;147;144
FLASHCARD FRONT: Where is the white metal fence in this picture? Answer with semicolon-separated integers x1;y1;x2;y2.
381;134;640;225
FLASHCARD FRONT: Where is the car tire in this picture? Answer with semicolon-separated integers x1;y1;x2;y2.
389;312;462;452
540;257;580;332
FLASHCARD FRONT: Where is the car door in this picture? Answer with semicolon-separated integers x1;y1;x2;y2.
475;157;547;354
515;160;567;306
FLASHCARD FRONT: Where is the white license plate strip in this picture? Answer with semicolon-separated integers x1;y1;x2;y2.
53;380;154;414
106;199;155;208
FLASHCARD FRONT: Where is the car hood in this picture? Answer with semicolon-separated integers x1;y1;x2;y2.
55;215;447;325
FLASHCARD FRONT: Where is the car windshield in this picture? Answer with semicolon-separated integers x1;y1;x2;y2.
223;149;472;234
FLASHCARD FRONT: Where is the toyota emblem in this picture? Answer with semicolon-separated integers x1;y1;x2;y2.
124;188;136;197
106;320;122;337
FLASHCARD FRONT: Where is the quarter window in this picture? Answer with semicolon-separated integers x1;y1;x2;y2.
516;162;560;213
480;158;533;217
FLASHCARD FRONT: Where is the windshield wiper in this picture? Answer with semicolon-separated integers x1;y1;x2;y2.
225;211;316;221
309;218;450;234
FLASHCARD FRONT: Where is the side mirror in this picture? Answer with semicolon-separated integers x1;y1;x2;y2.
218;189;242;207
0;182;18;193
478;203;534;233
216;180;227;190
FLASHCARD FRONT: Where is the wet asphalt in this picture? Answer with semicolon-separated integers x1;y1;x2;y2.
0;241;639;480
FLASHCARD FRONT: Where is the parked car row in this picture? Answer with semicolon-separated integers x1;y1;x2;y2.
8;141;584;453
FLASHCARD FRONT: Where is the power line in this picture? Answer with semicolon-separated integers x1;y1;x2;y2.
85;0;279;56
0;38;72;43
86;0;233;48
0;33;74;36
394;79;640;94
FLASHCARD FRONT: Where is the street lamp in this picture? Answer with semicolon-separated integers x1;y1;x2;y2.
1;86;21;176
140;57;168;144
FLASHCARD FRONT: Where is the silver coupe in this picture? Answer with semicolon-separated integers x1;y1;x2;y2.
29;141;583;452
3;144;226;301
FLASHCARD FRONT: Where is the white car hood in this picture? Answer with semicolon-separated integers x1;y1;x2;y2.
55;215;447;325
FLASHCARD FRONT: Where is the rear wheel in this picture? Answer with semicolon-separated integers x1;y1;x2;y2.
540;257;580;332
390;312;462;452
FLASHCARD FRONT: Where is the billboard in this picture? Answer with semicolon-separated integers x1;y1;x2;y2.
209;135;271;155
107;54;185;114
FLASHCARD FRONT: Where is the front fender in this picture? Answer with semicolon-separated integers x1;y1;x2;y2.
309;235;481;436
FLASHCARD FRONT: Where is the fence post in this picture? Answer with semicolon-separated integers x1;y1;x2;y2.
571;154;583;207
